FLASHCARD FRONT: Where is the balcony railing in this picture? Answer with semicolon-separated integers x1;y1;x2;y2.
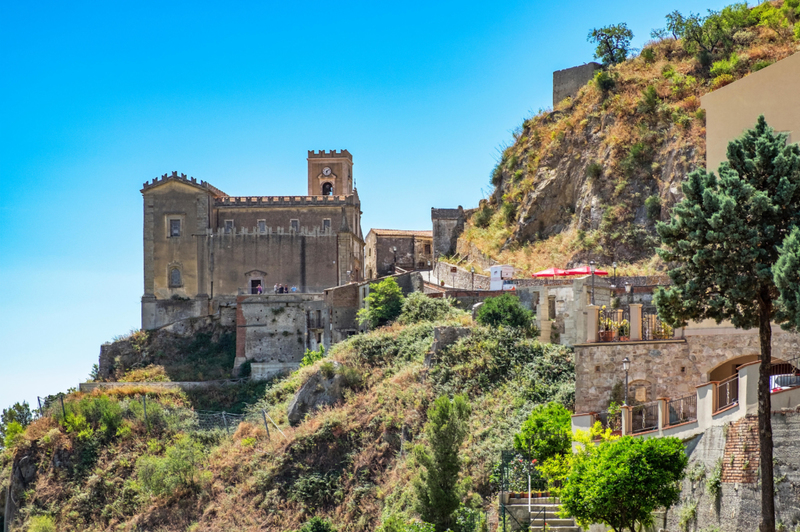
593;410;621;433
667;393;697;426
716;374;739;412
631;401;659;434
597;306;631;342
642;306;674;340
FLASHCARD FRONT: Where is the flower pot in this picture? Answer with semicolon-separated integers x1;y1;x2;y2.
599;331;614;342
619;336;629;342
500;493;510;504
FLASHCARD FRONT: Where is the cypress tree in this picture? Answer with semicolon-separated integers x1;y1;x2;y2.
413;395;471;532
655;116;800;532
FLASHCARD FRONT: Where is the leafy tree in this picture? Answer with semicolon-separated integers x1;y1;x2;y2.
298;517;337;532
413;395;472;532
399;292;457;324
513;402;571;464
655;116;800;532
475;293;537;336
1;401;33;447
587;23;633;65
674;5;752;65
357;277;405;328
559;436;687;532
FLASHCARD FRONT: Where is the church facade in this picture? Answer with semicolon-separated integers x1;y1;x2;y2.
140;150;364;330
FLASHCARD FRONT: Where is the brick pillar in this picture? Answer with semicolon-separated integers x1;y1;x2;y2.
629;304;643;341
586;305;600;343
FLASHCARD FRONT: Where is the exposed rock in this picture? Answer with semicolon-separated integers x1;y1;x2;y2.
425;326;472;367
287;363;346;426
4;453;38;532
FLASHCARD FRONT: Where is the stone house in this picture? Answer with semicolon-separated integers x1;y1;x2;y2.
140;150;364;330
364;229;432;279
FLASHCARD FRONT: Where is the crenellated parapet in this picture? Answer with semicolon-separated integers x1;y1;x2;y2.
215;195;352;208
307;149;352;160
141;171;227;197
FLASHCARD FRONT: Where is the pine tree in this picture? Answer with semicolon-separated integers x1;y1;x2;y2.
655;116;800;532
412;395;471;532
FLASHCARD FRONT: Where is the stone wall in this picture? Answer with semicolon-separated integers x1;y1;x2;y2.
432;261;490;290
575;328;800;413
365;230;432;279
552;62;602;106
431;207;465;258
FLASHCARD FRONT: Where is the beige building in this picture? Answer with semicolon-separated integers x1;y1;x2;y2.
140;150;364;330
364;229;433;279
702;52;800;171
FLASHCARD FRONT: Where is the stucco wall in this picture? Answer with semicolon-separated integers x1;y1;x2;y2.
701;52;800;171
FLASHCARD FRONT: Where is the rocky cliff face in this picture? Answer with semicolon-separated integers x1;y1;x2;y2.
459;33;798;274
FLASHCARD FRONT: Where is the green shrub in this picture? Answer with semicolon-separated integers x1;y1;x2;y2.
28;516;56;532
637;85;660;114
1;401;32;446
585;161;603;179
710;53;740;78
752;59;773;72
135;435;207;495
501;202;517;225
594;70;615;93
298;517;338;532
3;420;24;449
706;458;723;499
377;516;436;532
490;163;503;187
472;205;493;228
645;195;662;220
290;471;342;509
641;47;656;63
399;292;456;324
513;402;572;463
476;294;536;335
357;277;405;328
346;322;434;366
301;346;326;368
711;73;734;89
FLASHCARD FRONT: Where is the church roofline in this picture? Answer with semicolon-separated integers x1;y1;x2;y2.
307;149;352;160
214;194;358;208
141;171;227;197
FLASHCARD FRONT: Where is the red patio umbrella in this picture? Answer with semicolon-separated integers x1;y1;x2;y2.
532;267;569;278
564;265;609;276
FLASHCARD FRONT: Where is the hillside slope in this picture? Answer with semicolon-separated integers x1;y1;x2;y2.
460;2;799;275
1;318;573;531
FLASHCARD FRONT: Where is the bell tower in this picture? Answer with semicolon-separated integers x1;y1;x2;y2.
307;150;353;196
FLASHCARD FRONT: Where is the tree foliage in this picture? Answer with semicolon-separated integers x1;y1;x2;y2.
357;277;405;328
297;517;337;532
399;292;457;324
559;436;687;532
475;293;537;336
1;401;33;446
413;395;471;532
655;116;800;532
513;402;572;464
587;23;633;65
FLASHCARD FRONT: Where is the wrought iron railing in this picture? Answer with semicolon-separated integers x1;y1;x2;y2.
667;393;697;425
631;401;659;433
593;410;622;433
597;306;631;342
771;356;800;390
716;374;739;412
642;306;674;340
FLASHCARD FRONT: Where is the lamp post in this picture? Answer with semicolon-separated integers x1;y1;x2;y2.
470;267;475;290
625;281;632;305
622;357;631;405
589;260;596;305
612;261;617;288
392;246;397;273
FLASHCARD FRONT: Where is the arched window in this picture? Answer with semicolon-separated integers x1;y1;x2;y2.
322;182;333;195
169;268;182;287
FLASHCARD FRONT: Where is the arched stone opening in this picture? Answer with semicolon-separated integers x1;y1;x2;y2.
322;182;333;195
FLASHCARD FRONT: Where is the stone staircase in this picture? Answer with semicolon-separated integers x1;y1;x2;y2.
501;495;580;532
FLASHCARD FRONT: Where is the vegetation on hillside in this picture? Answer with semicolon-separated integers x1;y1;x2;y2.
462;0;800;276
1;296;574;531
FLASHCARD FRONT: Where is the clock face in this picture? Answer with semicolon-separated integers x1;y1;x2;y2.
322;167;332;176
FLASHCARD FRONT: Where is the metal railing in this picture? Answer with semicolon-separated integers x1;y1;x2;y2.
631;401;659;434
667;393;697;425
716;374;739;412
642;307;674;340
593;410;622;433
597;307;631;342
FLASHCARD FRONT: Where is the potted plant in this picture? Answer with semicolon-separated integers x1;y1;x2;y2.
618;319;630;341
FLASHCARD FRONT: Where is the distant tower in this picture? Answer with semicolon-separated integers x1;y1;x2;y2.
307;150;354;196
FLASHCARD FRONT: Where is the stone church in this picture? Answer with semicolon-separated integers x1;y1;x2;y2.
140;150;364;329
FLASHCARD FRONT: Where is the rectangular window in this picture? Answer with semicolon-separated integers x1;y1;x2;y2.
323;218;331;231
291;219;299;232
170;219;181;237
424;244;431;254
258;220;266;233
225;220;234;234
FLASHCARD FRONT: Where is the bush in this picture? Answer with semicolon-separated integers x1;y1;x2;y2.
711;73;734;89
585;161;603;179
640;47;656;63
1;401;32;447
378;517;436;532
594;70;615;93
28;516;56;532
637;85;660;114
301;345;326;368
513;402;572;463
357;277;405;328
135;435;207;495
709;53;740;77
472;205;493;228
3;420;24;449
298;517;337;532
399;292;456;324
752;59;773;72
645;195;662;220
501;202;517;225
476;294;537;335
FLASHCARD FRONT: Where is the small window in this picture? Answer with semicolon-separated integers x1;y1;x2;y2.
424;244;431;254
258;220;266;233
169;268;182;287
595;365;601;373
224;220;234;234
322;182;333;195
170;219;181;237
323;218;331;231
290;219;299;232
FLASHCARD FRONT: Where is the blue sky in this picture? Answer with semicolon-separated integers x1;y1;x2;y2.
0;0;732;411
